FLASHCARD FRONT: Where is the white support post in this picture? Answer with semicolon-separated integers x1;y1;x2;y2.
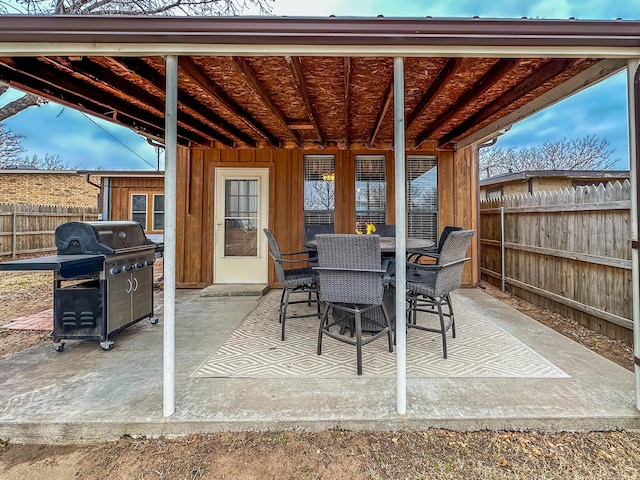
627;59;640;411
500;206;506;292
163;55;178;417
393;56;407;415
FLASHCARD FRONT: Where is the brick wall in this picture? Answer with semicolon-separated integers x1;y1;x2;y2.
0;172;100;208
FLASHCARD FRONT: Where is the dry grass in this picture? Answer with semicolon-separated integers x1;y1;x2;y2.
1;430;639;479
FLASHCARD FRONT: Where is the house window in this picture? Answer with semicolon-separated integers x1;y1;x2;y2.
131;194;148;230
152;194;164;230
303;154;335;226
486;188;503;199
407;155;438;242
355;154;386;229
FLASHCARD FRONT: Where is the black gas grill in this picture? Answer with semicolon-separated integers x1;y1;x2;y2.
0;221;159;352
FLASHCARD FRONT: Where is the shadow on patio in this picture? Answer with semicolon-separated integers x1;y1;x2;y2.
0;287;638;444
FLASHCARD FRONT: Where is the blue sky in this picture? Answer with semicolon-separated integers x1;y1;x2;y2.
1;0;638;170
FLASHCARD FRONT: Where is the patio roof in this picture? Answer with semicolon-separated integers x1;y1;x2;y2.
0;16;638;151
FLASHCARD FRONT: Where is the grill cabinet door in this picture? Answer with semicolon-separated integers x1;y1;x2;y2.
107;272;133;332
131;266;153;321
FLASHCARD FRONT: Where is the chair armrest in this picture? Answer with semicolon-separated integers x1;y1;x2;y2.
407;251;440;263
281;251;311;257
408;257;470;272
269;252;311;267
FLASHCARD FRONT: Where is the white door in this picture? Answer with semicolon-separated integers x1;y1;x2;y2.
214;168;269;284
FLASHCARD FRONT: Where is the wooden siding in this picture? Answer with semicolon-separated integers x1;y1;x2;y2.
107;176;164;231
176;146;479;289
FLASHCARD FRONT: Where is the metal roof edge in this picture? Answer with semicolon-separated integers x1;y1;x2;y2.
1;15;640;49
479;169;630;186
79;170;164;177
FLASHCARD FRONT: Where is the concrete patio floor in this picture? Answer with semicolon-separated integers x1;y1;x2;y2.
0;287;638;444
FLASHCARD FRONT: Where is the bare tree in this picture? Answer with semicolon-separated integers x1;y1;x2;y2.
0;124;26;166
21;153;77;170
2;0;272;17
479;135;618;179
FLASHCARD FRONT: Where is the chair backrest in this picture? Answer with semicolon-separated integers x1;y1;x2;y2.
303;224;335;243
315;234;384;305
263;228;286;284
432;229;475;296
375;224;396;237
437;225;464;253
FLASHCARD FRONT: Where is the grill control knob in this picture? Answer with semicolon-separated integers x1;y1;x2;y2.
135;262;144;269
145;260;154;266
110;267;121;275
123;264;134;272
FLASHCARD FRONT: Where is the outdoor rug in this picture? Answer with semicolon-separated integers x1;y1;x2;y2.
192;291;569;379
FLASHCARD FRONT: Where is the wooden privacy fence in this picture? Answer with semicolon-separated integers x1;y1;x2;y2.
0;204;100;258
479;180;632;344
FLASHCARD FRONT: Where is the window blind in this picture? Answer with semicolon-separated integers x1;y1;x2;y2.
406;155;438;242
303;154;335;225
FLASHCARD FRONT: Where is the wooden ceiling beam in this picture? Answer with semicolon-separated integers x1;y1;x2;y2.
178;57;280;147
108;57;257;148
368;76;393;146
231;56;300;147
437;58;575;147
285;56;324;146
344;57;351;146
0;57;206;146
414;59;517;148
406;57;463;131
43;57;234;148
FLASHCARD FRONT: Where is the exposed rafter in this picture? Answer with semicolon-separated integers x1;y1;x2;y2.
44;57;235;148
344;57;351;147
231;56;300;147
285;56;324;146
437;59;575;147
0;57;207;146
368;76;393;146
414;59;517;148
108;57;257;148
178;57;280;147
406;58;463;131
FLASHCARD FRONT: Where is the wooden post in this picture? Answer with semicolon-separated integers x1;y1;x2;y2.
12;210;17;259
501;206;506;292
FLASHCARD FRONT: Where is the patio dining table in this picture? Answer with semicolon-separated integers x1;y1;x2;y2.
305;236;435;332
304;236;434;253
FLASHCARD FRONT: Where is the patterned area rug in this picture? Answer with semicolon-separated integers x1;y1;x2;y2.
192;291;569;379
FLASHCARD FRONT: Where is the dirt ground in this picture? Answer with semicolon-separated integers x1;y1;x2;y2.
0;268;638;479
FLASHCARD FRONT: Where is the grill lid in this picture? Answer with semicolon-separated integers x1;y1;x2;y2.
55;221;149;255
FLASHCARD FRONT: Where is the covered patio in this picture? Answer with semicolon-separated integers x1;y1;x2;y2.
0;15;639;423
0;287;637;443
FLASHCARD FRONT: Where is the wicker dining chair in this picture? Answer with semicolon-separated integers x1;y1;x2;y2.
406;225;463;263
263;228;320;341
402;229;475;358
314;234;393;375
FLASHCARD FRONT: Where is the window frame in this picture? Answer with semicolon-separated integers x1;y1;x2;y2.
130;193;148;231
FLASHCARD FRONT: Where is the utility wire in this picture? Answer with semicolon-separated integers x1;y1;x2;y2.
79;111;158;170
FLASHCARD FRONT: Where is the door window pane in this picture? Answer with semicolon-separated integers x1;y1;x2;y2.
407;155;438;242
224;179;258;256
304;155;335;226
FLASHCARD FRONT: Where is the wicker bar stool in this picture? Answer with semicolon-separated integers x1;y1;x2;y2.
402;229;475;358
263;228;320;341
314;234;393;375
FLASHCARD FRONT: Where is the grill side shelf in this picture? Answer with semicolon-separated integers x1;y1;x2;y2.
0;255;104;278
